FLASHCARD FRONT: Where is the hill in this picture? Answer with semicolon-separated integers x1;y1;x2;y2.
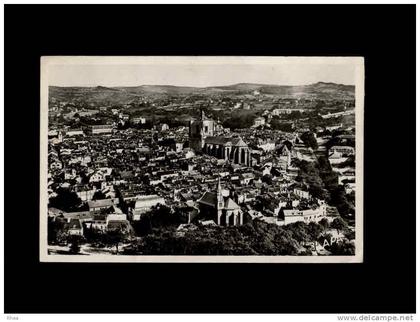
49;82;355;105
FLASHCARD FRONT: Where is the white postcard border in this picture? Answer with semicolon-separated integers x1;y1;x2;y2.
40;56;364;263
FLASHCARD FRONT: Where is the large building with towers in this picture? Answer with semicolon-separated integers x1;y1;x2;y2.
197;178;244;226
189;111;251;166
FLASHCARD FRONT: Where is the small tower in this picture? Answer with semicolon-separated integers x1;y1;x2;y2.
189;109;215;152
216;177;224;225
217;177;223;209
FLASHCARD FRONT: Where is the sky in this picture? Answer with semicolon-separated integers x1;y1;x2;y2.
46;57;357;87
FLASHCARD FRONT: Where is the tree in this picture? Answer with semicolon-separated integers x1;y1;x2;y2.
132;205;184;237
316;156;354;217
56;230;69;245
295;160;327;200
330;187;354;217
92;190;106;200
329;240;355;255
107;227;125;254
286;221;310;246
298;248;313;256
308;184;327;200
306;222;323;252
68;235;81;254
317;156;332;172
261;174;273;185
222;111;258;129
150;205;181;227
344;229;355;241
331;217;348;235
319;218;330;231
83;223;107;246
131;220;301;256
48;216;66;244
270;117;293;132
300;131;318;150
49;188;83;212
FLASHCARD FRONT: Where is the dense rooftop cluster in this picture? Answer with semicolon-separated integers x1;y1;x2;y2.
47;89;356;256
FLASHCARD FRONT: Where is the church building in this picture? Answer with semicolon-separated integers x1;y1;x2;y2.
203;136;251;166
197;179;243;226
189;111;251;166
189;110;215;151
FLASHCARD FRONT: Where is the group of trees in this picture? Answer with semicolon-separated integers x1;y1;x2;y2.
286;217;354;255
48;212;132;255
127;220;300;256
47;216;67;244
125;217;354;256
317;156;355;218
129;107;193;129
302;112;345;130
300;131;318;150
48;202;354;256
327;239;355;255
294;159;328;200
49;188;84;212
294;156;355;218
131;205;187;237
48;216;85;253
278;111;303;120
68;235;82;254
82;224;130;254
222;111;259;129
92;190;107;200
270;117;294;132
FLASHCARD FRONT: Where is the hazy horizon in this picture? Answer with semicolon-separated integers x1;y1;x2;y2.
49;80;355;88
46;59;357;88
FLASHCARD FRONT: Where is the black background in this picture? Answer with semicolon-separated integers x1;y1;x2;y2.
4;4;416;314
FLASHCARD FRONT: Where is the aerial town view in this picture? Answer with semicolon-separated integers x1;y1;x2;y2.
43;57;362;260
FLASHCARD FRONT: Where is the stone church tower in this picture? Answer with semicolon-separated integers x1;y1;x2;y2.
197;177;244;226
189;110;215;152
216;177;224;219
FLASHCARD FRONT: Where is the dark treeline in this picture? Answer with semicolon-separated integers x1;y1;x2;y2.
123;206;354;256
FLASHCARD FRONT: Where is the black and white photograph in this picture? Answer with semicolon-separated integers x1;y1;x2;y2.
40;56;364;262
3;2;417;319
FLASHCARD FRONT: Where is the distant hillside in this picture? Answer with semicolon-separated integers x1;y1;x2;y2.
49;82;355;105
49;86;140;105
116;85;202;95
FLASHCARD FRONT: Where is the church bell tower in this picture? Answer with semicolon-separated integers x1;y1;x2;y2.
189;109;215;152
216;177;224;225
